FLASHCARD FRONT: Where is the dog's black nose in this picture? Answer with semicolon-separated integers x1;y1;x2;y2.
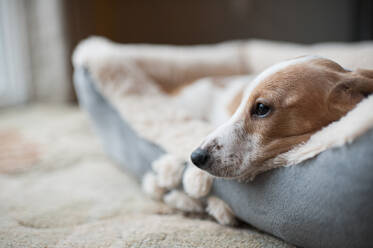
191;148;210;168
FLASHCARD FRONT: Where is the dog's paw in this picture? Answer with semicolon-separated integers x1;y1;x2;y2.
152;154;185;189
206;196;237;226
163;190;203;213
183;165;213;198
142;172;165;200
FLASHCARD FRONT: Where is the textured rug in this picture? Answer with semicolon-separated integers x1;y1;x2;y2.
0;105;292;248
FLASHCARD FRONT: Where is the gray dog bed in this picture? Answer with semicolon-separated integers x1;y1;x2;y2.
73;38;373;248
75;67;373;248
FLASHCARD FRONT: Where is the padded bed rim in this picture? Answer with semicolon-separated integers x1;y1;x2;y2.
74;66;373;248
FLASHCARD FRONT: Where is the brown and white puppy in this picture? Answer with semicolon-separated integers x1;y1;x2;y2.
190;56;373;180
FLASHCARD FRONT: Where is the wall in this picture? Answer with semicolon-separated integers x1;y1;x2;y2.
26;0;73;103
65;0;364;46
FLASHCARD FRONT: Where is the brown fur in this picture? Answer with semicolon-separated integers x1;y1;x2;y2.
232;58;373;166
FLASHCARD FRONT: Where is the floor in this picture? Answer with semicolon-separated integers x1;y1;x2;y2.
0;104;292;248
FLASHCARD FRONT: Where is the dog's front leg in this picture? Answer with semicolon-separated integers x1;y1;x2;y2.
142;153;237;225
182;165;214;198
143;154;204;213
182;165;236;225
206;196;237;226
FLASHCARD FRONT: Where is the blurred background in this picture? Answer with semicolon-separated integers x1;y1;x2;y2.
0;0;372;107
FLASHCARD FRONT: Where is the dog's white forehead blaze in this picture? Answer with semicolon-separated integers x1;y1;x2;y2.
232;55;321;121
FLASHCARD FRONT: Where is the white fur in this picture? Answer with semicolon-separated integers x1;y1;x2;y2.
163;190;203;213
206;196;236;226
183;165;214;198
152;154;185;189
142;172;166;200
212;76;253;125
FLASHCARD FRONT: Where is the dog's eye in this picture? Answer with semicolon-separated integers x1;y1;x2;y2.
253;103;271;117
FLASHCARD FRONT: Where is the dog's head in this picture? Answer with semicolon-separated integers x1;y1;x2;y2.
191;56;373;179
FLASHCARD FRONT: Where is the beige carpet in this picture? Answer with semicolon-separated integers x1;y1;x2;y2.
0;105;292;248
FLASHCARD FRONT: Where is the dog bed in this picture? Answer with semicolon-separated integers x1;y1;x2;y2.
73;37;373;248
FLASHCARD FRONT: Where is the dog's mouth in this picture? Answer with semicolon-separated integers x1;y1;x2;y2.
197;157;269;181
190;148;245;178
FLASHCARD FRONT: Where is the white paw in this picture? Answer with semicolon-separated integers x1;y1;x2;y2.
163;190;203;213
142;172;165;200
183;165;213;198
152;154;185;189
206;196;236;226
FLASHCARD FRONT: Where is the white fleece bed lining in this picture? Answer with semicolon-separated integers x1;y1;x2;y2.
73;37;373;170
71;37;373;248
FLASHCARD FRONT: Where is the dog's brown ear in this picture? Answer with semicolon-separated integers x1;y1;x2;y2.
328;72;373;114
356;68;373;79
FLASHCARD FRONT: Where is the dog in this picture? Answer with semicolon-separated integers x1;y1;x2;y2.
189;56;373;180
145;55;373;225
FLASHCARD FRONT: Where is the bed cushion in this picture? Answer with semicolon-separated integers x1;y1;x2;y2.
73;38;373;248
